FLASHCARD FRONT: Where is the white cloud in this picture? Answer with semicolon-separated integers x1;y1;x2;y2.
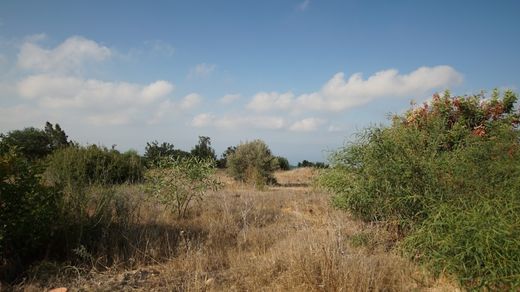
17;35;111;73
246;65;463;113
247;91;295;111
86;110;135;126
17;74;174;110
142;80;174;103
219;93;241;104
191;113;215;127
188;63;216;79
191;114;286;130
327;125;342;132
0;104;45;130
289;118;325;132
298;0;310;11
180;93;202;110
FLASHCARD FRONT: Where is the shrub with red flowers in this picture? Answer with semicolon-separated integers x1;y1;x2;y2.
319;89;520;289
400;90;519;150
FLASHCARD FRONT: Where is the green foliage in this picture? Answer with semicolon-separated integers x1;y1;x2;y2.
0;122;69;161
226;140;278;187
275;156;290;171
44;145;144;188
144;140;190;167
217;146;236;168
145;156;220;218
190;136;217;161
319;90;520;289
297;160;328;168
0;148;62;267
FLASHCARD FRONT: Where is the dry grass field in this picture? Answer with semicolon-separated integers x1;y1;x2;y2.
14;169;459;291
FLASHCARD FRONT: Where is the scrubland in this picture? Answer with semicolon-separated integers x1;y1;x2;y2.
10;168;456;292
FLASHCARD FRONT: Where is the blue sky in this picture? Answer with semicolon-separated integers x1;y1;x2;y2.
1;0;519;163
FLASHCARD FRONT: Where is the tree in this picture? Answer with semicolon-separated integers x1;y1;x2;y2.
226;140;278;187
190;136;216;161
144;141;190;167
0;122;70;160
44;122;69;149
275;156;290;170
217;146;236;168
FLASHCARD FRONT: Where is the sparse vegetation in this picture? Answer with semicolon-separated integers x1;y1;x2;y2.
145;156;220;218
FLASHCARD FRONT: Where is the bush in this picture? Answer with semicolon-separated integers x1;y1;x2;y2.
45;145;144;187
319;90;520;289
226;140;278;187
145;156;220;218
0;148;62;275
275;156;290;170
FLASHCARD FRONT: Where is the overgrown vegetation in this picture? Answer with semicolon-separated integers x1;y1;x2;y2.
319;90;520;289
0;149;62;276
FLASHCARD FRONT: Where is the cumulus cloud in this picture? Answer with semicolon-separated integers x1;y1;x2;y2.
86;110;136;126
180;93;202;110
219;93;241;104
289;118;325;132
246;91;295;111
191;113;215;127
17;75;174;110
191;114;286;130
188;63;216;79
17;36;111;73
246;65;463;113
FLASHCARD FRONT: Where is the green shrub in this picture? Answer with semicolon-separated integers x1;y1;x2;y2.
44;145;144;187
145;156;220;218
319;90;520;289
0;148;62;271
275;156;290;171
226;140;278;187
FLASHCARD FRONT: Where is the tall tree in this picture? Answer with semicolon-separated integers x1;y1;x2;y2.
0;122;70;160
190;136;216;161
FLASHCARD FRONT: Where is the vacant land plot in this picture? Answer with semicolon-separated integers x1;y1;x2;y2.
15;169;457;291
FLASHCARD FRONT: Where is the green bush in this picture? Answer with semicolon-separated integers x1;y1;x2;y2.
226;140;278;187
0;148;62;272
319;90;520;289
44;145;144;187
0;122;69;161
275;156;290;171
145;156;220;218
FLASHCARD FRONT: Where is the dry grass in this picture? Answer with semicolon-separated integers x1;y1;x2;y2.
11;169;459;291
